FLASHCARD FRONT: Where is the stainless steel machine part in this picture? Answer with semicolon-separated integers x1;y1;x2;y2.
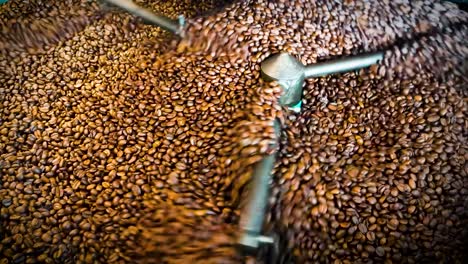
261;51;384;107
101;0;185;36
237;51;383;260
238;120;280;254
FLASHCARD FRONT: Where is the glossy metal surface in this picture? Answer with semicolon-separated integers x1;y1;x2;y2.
261;51;384;107
102;0;185;36
239;51;384;259
238;120;280;254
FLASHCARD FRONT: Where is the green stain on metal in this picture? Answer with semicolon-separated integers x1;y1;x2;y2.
289;101;302;113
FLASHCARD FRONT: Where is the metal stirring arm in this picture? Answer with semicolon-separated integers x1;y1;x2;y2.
101;0;185;36
237;120;281;256
261;51;384;108
304;52;384;78
237;50;385;262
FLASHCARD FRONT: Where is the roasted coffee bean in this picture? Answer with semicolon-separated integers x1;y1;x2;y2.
1;0;467;263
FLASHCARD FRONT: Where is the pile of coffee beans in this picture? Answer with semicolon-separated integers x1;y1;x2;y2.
1;0;467;263
0;0;103;52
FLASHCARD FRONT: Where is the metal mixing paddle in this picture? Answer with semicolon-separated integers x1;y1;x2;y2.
237;51;384;262
261;51;384;111
101;0;185;37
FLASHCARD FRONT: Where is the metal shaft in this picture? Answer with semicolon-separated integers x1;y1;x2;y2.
238;120;280;252
238;153;275;251
102;0;183;36
304;51;384;78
